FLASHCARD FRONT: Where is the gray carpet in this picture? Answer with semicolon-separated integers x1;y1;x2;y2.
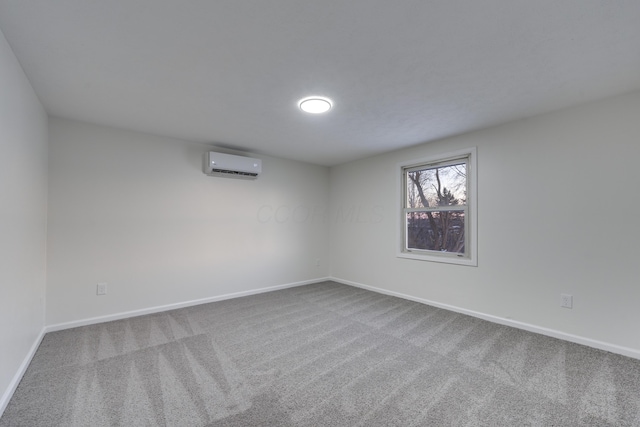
2;281;640;426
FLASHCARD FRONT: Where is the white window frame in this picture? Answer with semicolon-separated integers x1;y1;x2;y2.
397;147;477;266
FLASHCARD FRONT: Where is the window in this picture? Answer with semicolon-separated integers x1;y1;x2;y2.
398;148;477;266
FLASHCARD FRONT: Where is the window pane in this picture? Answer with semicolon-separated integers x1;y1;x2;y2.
406;211;465;253
406;163;466;208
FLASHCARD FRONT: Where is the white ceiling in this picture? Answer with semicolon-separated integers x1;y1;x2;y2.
1;1;639;166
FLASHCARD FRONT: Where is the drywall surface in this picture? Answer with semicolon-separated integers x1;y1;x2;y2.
47;118;330;325
0;29;48;409
330;90;640;352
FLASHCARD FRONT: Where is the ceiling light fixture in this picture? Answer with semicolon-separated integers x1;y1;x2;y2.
299;97;333;114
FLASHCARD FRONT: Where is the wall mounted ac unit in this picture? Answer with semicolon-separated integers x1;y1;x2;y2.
203;152;262;179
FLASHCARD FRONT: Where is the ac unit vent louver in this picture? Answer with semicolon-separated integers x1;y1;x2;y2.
209;168;257;178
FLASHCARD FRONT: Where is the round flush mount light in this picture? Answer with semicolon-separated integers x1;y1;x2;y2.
298;97;333;114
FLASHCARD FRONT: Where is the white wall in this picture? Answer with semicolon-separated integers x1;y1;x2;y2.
47;118;330;325
0;29;48;410
330;90;640;354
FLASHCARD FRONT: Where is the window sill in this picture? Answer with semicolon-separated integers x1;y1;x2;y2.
397;251;477;267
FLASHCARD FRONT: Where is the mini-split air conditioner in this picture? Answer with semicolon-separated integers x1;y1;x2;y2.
203;152;262;179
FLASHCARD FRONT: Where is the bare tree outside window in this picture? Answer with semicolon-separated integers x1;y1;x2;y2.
405;162;467;254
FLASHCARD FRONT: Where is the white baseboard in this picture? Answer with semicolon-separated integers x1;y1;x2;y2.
0;328;46;417
331;276;640;360
46;277;330;333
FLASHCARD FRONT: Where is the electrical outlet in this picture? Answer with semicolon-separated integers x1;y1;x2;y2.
97;282;108;296
561;293;572;309
316;258;321;267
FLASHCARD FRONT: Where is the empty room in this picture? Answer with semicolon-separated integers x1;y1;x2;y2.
2;1;640;425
